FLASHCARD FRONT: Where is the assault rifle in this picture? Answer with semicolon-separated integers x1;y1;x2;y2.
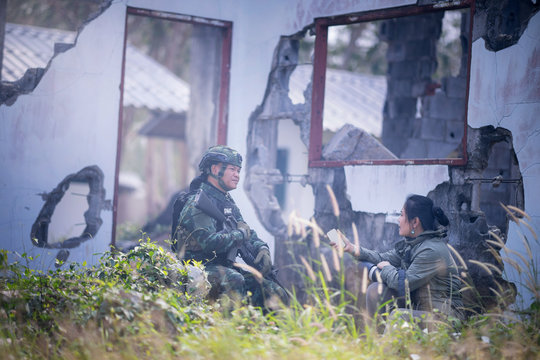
193;190;281;283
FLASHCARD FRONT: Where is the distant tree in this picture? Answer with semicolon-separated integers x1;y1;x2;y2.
126;14;192;81
6;0;103;31
328;22;387;75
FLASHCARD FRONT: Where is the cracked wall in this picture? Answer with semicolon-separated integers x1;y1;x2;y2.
30;165;110;266
0;0;538;309
0;1;125;268
0;0;113;104
245;0;539;309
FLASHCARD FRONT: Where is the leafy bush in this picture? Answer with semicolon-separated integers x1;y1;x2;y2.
0;240;212;350
1;205;539;359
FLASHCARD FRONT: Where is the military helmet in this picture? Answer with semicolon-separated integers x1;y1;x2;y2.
198;145;243;173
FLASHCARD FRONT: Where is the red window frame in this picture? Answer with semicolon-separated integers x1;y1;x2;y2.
308;1;474;167
112;7;232;245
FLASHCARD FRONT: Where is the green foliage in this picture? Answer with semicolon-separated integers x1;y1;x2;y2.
7;0;102;31
1;226;539;359
0;239;211;355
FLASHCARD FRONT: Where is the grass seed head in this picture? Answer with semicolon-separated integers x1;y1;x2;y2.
326;184;340;218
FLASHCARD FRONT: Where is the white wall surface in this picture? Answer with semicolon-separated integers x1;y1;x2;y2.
345;165;450;214
0;1;126;269
343;11;540;308
126;0;413;256
277;119;314;221
468;12;540;308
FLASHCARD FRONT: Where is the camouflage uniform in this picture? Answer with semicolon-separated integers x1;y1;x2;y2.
176;146;287;309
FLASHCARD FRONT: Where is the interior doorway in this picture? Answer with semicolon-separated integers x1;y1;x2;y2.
114;8;231;249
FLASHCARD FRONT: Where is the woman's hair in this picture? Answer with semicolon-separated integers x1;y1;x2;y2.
404;194;449;230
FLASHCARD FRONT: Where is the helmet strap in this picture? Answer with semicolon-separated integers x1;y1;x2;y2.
208;163;232;192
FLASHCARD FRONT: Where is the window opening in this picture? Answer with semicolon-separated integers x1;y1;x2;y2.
309;1;473;167
274;148;289;208
48;181;90;245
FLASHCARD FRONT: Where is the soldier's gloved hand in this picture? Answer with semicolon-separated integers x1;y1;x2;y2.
234;226;249;243
236;221;251;240
254;247;272;275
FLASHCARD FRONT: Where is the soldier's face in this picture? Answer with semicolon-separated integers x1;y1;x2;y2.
211;163;241;191
222;164;241;190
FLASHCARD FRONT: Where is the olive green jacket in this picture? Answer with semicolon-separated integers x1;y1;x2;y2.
355;228;464;320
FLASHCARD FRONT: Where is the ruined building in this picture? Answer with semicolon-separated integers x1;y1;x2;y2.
1;0;539;311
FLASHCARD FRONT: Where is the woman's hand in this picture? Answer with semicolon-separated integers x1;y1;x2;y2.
377;261;391;270
329;234;359;256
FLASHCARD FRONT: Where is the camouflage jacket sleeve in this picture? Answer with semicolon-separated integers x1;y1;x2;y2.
246;229;269;251
178;197;244;254
229;203;268;252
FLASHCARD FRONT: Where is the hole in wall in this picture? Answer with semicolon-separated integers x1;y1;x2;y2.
478;139;523;234
1;1;112;104
48;181;90;245
30;165;107;254
2;0;107;82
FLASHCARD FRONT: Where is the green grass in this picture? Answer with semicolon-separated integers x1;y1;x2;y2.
1;205;539;359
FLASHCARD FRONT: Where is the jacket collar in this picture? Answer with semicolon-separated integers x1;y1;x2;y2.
200;181;231;202
404;227;447;246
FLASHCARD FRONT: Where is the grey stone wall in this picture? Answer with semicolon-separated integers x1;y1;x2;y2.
381;11;468;159
244;0;534;314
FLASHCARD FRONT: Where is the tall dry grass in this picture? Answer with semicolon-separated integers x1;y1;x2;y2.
0;194;539;359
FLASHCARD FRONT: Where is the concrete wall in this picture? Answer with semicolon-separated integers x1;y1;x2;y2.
344;11;540;308
0;0;410;268
0;2;126;267
1;0;538;306
467;12;540;307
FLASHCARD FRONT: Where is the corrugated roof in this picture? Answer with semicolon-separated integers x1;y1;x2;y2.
3;23;385;133
289;65;386;137
2;23;189;113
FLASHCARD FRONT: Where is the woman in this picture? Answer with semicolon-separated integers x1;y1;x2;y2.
334;195;464;325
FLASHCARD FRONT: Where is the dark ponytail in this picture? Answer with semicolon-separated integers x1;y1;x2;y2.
404;195;449;231
432;206;449;226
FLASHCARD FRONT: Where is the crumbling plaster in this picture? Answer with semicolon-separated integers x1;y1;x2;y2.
340;11;540;308
243;1;538;309
1;0;538;308
468;11;540;307
2;0;418;268
0;2;126;267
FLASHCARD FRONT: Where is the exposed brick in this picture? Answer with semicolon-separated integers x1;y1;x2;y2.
400;138;428;158
387;60;419;79
421;116;446;141
386;97;417;118
424;93;465;121
386;42;406;62
442;76;467;99
387;79;412;97
405;40;436;60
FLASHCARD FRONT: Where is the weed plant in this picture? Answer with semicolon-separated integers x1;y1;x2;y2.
0;202;539;359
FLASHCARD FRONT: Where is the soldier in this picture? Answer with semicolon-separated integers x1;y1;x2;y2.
173;145;287;310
